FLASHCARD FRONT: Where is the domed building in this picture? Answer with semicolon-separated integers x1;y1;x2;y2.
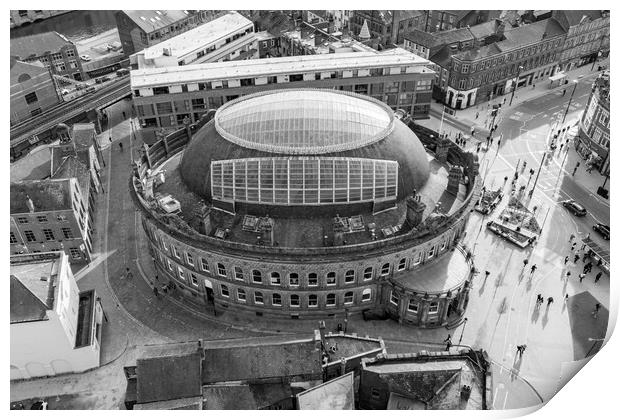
130;89;481;327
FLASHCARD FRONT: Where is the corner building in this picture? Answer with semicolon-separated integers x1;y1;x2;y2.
131;89;481;327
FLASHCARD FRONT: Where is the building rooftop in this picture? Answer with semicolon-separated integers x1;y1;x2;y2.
201;333;323;383
10;179;72;214
454;43;503;61
202;382;293;409
10;58;49;85
323;333;385;364
10;31;72;59
557;10;605;27
10;253;63;323
140;11;253;62
431;27;474;47
497;18;566;51
136;342;202;404
121;10;196;33
71;123;97;150
296;372;355;409
10;146;53;182
362;349;490;409
130;49;431;88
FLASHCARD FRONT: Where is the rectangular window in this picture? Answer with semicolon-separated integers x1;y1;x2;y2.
177;267;185;281
397;259;406;271
308;295;318;307
217;264;227;277
200;258;209;272
167;259;173;272
326;294;336;306
429;302;439;314
25;92;38;104
390;291;399;306
308;273;318;286
254;292;264;304
69;247;81;259
37;215;48;223
237;289;246;302
221;284;229;297
408;301;419;313
186;252;194;267
272;294;282;306
17;217;29;224
43;229;55;241
290;295;300;307
10;232;17;244
190;273;198;286
25;230;36;242
172;245;180;259
326;272;336;285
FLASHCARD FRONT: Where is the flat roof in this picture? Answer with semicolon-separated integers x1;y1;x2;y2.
131;49;431;88
142;11;253;61
122;10;194;33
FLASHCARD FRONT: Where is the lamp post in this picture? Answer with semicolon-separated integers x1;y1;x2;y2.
509;65;524;106
458;317;469;345
562;79;579;124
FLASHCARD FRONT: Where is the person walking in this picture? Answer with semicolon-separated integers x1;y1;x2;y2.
573;254;580;264
125;267;133;280
517;344;527;357
444;334;453;351
153;286;159;297
547;297;554;306
564;293;569;303
523;258;529;268
565;271;572;282
592;303;601;318
569;233;575;243
122;111;126;119
570;242;577;251
476;112;479;119
536;294;543;307
578;273;586;283
530;264;537;275
564;256;569;265
595;271;603;284
485;270;491;280
119;142;123;151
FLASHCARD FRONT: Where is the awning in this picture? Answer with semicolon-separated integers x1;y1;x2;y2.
549;72;567;82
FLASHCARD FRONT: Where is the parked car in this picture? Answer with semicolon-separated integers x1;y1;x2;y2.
61;88;70;95
562;200;587;217
593;223;610;240
80;54;91;61
116;68;130;76
86;86;96;94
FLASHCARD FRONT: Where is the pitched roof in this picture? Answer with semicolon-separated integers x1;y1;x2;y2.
10;179;72;214
10;31;72;59
498;18;565;50
467;19;501;39
296;372;355;409
432;27;475;46
71;123;97;150
121;10;195;33
10;146;52;182
404;29;437;48
201;333;322;383
454;43;502;61
559;10;604;27
10;275;50;323
202;382;293;409
136;342;202;404
51;154;91;205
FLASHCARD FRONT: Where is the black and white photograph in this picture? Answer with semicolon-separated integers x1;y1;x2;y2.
8;2;615;413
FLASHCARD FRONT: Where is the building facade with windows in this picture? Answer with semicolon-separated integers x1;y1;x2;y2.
435;18;566;109
10;179;93;264
553;10;610;72
131;11;257;70
10;251;103;380
10;58;61;125
349;11;426;47
576;71;610;175
131;49;435;135
130;89;481;327
115;10;222;57
10;31;85;81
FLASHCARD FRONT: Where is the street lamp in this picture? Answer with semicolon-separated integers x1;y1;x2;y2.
458;317;469;345
509;65;524;106
562;79;579;124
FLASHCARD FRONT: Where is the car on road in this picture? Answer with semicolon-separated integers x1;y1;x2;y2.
562;199;587;217
593;223;610;240
86;86;96;94
116;68;130;76
80;54;91;61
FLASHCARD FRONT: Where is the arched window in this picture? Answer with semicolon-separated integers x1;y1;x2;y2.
326;271;336;285
290;294;300;307
308;294;318;307
237;289;246;302
344;291;354;304
345;270;355;283
381;263;390;276
272;293;282;306
363;267;373;280
308;273;318;286
397;258;406;271
220;284;229;297
270;272;281;285
289;273;299;286
252;270;262;283
217;263;227;277
234;267;244;280
326;293;336;306
254;291;264;304
362;288;372;302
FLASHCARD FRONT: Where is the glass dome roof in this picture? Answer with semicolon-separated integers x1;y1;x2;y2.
214;89;395;154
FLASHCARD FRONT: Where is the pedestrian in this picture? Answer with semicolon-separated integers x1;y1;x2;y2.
597;258;603;267
564;293;569;303
574;254;580;264
503;176;508;186
547;297;554;306
153;286;159;297
119;142;123;151
569;233;575;242
497;139;501;148
592;303;601;318
533;84;536;89
536;294;543;306
162;284;168;294
564;256;569;264
476;144;481;153
125;267;132;279
559;143;564;152
444;334;452;351
585;262;593;273
578;273;586;283
122;111;126;119
566;271;571;281
562;89;566;96
530;264;537;274
503;97;507;104
485;270;491;279
595;272;602;283
570;242;576;251
580;241;587;251
476;112;479;119
523;258;529;268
